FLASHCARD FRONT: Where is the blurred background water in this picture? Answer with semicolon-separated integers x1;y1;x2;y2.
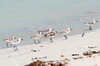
0;0;100;49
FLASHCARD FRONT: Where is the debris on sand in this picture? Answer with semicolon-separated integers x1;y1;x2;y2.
26;59;69;66
31;49;40;52
32;56;47;60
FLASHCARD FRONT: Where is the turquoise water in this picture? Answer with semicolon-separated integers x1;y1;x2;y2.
0;0;100;49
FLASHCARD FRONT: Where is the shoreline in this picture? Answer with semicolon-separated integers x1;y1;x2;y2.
0;29;100;66
0;28;99;49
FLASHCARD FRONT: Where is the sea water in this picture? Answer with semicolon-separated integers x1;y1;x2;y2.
0;0;100;49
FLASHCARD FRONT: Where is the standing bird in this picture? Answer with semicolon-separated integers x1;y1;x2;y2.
44;30;58;43
84;19;98;30
59;28;72;40
3;36;16;47
10;37;23;51
31;31;43;44
38;27;55;34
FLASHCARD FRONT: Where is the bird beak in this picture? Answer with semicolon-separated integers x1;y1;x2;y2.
96;21;98;22
21;39;24;41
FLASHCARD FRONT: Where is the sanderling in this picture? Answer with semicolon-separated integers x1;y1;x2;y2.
38;27;55;34
31;31;43;44
3;36;16;47
10;37;23;51
59;27;72;40
44;30;58;43
84;19;98;30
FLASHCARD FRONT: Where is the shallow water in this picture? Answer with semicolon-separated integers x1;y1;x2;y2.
0;0;100;49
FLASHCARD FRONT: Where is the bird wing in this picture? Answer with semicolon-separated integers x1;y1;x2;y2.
59;29;68;34
6;36;14;41
32;33;41;37
85;22;93;24
46;32;55;36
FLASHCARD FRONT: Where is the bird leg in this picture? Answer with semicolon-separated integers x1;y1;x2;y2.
34;40;37;44
6;42;9;47
15;45;18;50
15;46;18;51
10;44;12;47
81;33;85;37
89;26;92;30
38;40;40;43
64;35;68;40
13;45;18;51
50;37;54;43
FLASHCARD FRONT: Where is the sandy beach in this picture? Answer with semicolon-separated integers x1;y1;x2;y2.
1;0;100;66
0;29;100;66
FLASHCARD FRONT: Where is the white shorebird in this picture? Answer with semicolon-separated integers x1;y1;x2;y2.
31;31;43;44
10;37;23;51
3;36;16;47
59;27;72;40
38;27;55;34
84;19;98;30
44;30;58;43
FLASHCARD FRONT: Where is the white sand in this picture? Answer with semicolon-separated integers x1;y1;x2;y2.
0;29;100;66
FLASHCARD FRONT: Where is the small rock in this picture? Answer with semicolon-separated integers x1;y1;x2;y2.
31;50;37;52
60;54;65;58
72;54;79;56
